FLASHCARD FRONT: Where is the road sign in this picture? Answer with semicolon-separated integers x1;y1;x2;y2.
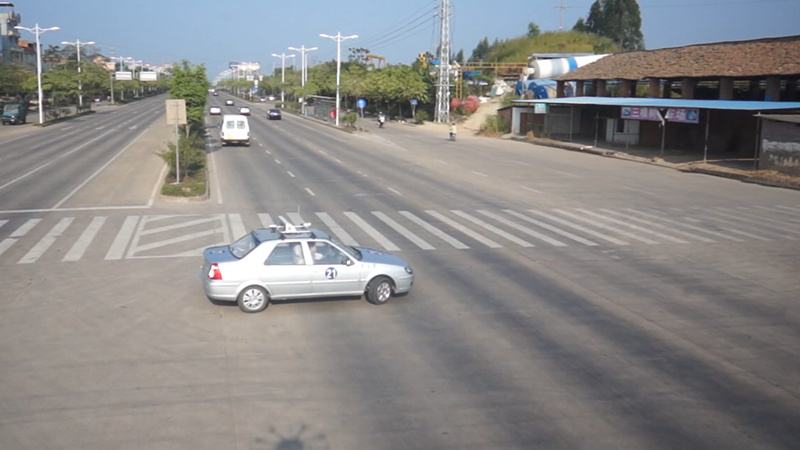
115;71;132;81
357;98;367;109
139;71;158;82
409;98;418;106
165;99;187;125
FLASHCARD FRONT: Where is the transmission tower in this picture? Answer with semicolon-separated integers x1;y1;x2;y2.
435;0;451;123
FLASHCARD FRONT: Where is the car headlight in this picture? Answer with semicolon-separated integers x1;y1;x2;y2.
404;266;413;274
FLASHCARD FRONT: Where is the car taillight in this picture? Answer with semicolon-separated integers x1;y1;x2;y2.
208;263;222;280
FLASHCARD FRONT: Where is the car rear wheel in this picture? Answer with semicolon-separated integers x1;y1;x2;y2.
237;285;269;313
366;276;393;305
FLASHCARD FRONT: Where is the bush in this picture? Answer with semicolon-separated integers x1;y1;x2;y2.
159;129;206;181
479;114;509;136
342;111;358;128
414;109;429;124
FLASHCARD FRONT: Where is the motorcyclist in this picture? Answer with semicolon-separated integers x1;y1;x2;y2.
377;112;386;128
449;122;457;141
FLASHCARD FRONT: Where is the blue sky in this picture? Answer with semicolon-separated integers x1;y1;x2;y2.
12;0;800;78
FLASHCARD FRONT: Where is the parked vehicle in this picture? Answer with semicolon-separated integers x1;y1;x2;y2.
220;114;250;146
1;102;28;125
202;219;414;313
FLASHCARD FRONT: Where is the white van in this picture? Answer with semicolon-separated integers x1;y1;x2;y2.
220;114;250;146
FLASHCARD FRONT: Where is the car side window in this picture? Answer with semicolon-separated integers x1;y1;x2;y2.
308;241;349;265
266;242;305;266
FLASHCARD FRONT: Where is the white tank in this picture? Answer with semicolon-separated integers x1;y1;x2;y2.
532;54;608;79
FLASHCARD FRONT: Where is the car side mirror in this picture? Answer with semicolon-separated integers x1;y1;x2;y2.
343;258;354;266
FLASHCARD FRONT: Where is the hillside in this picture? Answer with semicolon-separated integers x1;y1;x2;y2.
480;31;619;63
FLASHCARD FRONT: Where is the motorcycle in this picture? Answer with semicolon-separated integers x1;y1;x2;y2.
377;114;386;128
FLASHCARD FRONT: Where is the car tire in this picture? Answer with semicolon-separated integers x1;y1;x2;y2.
237;285;269;313
366;276;393;305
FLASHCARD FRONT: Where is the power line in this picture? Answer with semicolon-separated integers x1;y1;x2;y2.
358;1;438;49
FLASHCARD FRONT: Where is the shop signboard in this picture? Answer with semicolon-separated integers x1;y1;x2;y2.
620;106;662;122
666;108;700;124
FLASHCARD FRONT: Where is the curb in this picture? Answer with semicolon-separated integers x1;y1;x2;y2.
510;136;800;191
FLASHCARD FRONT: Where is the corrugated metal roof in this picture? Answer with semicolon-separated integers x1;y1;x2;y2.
556;35;800;81
757;114;800;124
512;97;800;111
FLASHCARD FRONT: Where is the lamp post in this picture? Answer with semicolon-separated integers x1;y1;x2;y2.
271;52;295;108
61;39;95;109
288;45;317;115
320;32;357;127
15;23;60;124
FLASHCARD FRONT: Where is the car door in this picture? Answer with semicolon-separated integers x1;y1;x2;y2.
308;241;363;296
259;242;314;299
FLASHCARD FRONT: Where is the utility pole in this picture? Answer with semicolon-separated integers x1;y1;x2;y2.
434;0;451;123
14;23;60;124
320;32;358;127
555;0;572;31
271;53;296;108
61;39;95;109
289;45;318;115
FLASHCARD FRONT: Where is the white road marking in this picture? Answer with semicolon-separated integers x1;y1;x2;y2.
287;213;305;225
287;171;296;178
555;209;658;244
387;187;403;196
132;229;221;254
710;225;773;242
434;159;449;165
0;219;7;230
711;207;800;236
10;218;41;238
52;127;152;209
344;212;400;251
478;210;567;246
316;212;359;246
275;159;282;165
599;209;715;243
0;128;116;192
228;214;247;239
575;209;689;244
625;209;744;242
63;216;106;262
372;211;435;250
399;211;468;249
105;215;140;260
520;185;542;194
503;210;597;246
258;213;274;228
750;206;800;223
208;150;223;205
259;143;264;147
95;126;105;130
140;216;221;236
18;217;74;264
335;158;343;164
471;171;489;178
0;238;17;257
527;209;629;246
451;210;534;247
305;188;316;197
148;164;168;207
691;209;791;240
775;205;800;214
129;125;138;130
265;149;272;155
426;210;501;248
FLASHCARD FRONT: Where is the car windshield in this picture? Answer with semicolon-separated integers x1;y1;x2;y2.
3;104;19;113
237;120;246;129
331;238;362;261
229;232;259;259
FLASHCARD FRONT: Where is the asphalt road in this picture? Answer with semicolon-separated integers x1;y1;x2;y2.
0;92;799;449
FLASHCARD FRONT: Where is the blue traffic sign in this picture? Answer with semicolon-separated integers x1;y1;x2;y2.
357;98;367;109
409;98;418;106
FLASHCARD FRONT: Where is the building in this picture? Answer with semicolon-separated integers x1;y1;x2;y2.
1;10;25;66
758;114;800;175
509;35;800;164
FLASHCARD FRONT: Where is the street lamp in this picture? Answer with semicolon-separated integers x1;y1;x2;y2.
15;23;60;125
320;32;357;127
61;39;95;109
271;52;295;108
288;45;318;87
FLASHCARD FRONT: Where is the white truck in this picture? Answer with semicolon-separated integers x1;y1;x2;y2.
220;114;250;146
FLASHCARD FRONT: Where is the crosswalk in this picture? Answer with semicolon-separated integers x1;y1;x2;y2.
1;204;799;265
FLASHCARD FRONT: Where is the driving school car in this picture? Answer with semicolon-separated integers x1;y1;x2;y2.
202;219;414;313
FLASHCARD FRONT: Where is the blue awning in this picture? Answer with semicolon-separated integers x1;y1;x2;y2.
512;96;800;111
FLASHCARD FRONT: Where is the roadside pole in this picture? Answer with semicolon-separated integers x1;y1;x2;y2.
165;99;187;184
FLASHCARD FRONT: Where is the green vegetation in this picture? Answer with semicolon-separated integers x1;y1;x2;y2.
472;30;619;63
160;61;208;197
413;109;429;124
0;64;34;98
479;114;509;137
573;0;645;51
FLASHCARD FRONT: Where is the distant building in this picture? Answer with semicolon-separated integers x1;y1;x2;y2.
0;10;34;67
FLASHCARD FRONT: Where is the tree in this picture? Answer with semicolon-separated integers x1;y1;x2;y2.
169;61;209;129
0;64;34;97
527;22;541;38
470;37;490;61
454;49;464;64
575;0;644;50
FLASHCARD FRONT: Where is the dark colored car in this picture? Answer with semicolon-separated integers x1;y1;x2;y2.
267;108;281;120
2;102;28;125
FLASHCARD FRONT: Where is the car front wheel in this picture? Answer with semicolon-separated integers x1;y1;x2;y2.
366;276;393;305
237;285;269;313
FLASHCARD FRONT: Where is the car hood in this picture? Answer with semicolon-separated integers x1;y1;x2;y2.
356;247;408;267
203;245;238;264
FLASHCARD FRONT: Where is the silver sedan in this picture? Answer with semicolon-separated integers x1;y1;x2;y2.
202;225;414;313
